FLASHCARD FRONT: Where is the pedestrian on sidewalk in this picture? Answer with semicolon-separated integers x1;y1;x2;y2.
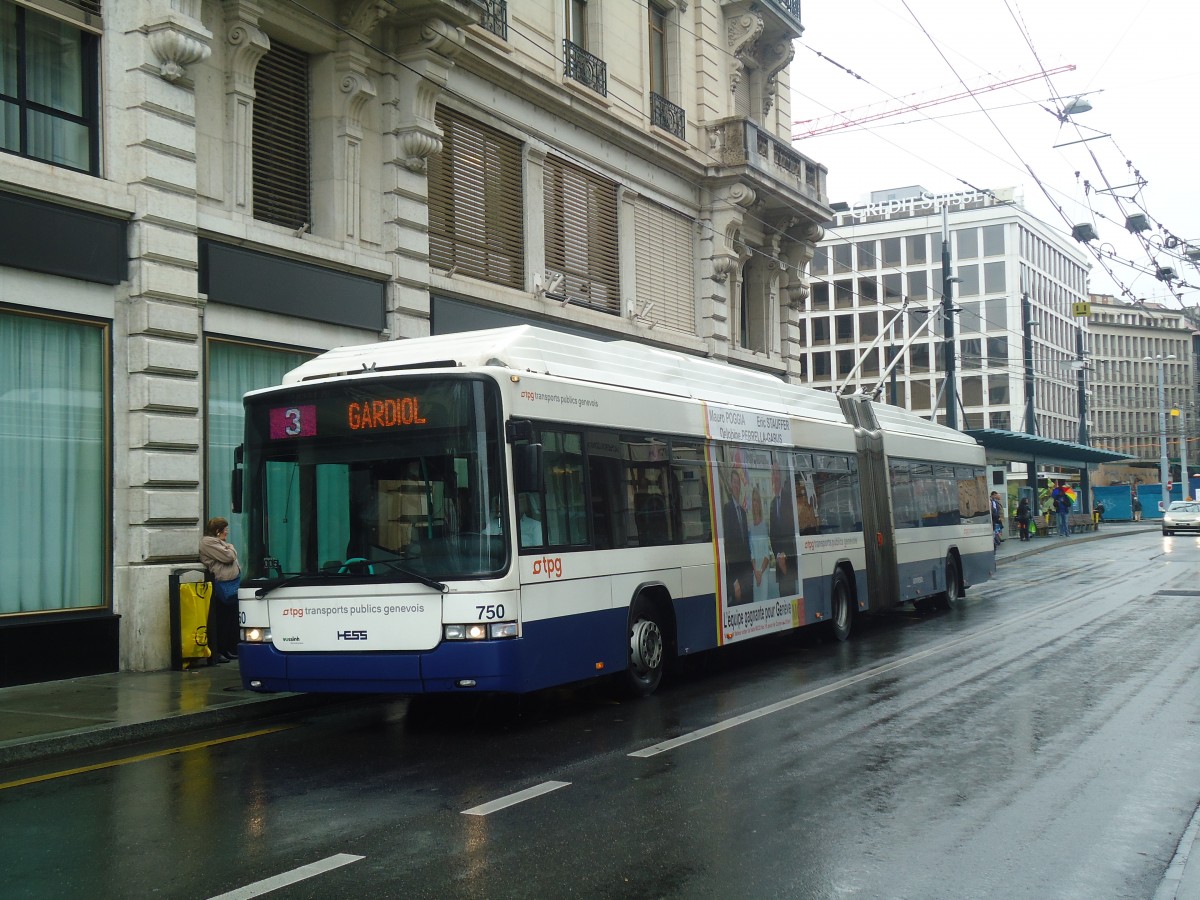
1132;495;1142;521
1054;484;1071;537
1016;497;1032;542
200;517;241;663
990;491;1004;547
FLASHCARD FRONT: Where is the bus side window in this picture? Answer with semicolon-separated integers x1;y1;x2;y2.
671;439;711;543
541;430;588;547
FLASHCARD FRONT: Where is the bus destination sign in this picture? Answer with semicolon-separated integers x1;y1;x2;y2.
347;396;427;431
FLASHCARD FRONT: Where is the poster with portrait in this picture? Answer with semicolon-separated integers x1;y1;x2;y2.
711;444;805;644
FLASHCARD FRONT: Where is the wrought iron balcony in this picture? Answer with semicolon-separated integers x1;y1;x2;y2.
650;92;685;139
564;39;607;96
478;0;507;40
764;0;802;29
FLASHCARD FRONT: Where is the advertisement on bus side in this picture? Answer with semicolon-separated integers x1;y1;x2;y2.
711;445;805;643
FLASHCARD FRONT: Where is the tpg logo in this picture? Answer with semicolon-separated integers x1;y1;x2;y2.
337;630;368;640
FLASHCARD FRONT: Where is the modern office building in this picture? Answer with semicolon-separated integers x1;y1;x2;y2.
0;0;829;684
1088;296;1195;478
807;186;1091;444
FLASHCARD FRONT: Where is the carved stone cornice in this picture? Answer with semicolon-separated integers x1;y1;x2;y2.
223;0;270;96
338;0;393;38
385;18;466;173
146;11;213;84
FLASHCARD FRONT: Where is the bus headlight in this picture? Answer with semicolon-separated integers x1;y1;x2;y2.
242;627;271;643
443;622;517;640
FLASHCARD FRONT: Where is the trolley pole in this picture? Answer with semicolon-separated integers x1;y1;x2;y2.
940;208;957;430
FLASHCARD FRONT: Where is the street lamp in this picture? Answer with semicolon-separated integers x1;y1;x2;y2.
1145;353;1176;514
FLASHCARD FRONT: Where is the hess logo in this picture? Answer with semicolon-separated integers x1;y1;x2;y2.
337;630;368;640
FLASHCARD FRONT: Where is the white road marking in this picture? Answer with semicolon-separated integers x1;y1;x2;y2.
628;603;1064;759
461;780;571;816
207;853;364;899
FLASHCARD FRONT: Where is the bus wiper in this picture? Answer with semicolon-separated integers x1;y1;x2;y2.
253;570;337;599
365;557;448;593
252;560;447;598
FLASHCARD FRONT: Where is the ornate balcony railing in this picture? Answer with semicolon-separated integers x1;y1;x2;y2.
564;39;607;96
650;92;685;139
707;118;827;204
479;0;507;41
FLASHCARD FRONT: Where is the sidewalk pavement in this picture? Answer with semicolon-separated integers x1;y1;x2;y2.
1;519;1194;899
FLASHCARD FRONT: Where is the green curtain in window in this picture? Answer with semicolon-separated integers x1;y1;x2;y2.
0;313;105;614
206;340;312;550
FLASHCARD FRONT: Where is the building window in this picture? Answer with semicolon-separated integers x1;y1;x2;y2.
837;348;855;377
634;199;695;333
833;243;853;274
544;155;619;312
253;38;311;230
906;233;928;265
649;4;667;95
428;106;525;289
956;227;978;259
982;223;1005;256
1;310;108;615
881;237;901;266
564;0;606;95
857;241;877;269
812;351;831;379
738;256;772;353
983;260;1005;293
0;1;100;174
648;4;683;138
206;339;315;554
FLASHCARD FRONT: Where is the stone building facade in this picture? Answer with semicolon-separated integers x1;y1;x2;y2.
0;0;829;684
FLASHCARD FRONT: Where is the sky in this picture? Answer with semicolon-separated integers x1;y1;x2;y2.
789;0;1200;307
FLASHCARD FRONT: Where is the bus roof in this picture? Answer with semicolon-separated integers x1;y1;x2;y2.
276;326;975;445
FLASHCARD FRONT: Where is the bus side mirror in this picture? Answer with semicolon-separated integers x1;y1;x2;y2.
231;444;244;514
514;443;543;494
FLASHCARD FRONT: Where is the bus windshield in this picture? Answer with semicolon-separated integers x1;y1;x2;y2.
242;375;506;583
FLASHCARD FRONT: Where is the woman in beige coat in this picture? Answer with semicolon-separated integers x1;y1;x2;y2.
199;517;241;662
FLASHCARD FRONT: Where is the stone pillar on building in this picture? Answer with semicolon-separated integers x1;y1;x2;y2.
699;183;755;359
114;0;213;670
379;17;465;340
222;0;270;216
779;220;823;382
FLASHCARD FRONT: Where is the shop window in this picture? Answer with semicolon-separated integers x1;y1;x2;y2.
0;310;107;614
206;339;315;552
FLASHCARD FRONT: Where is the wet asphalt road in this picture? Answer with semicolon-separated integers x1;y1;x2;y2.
2;530;1198;899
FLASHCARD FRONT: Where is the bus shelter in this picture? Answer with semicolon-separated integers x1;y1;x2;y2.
963;428;1132;517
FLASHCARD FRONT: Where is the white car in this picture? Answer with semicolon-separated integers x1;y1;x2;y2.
1162;501;1200;536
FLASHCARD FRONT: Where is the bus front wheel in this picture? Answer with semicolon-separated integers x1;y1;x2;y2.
937;556;961;610
830;570;854;642
624;601;665;697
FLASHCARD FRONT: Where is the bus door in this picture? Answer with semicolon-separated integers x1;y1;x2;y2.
841;397;899;611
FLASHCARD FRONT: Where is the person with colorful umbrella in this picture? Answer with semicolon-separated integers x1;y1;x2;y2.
1052;482;1074;536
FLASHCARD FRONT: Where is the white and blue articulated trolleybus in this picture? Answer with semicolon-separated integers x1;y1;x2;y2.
233;326;994;696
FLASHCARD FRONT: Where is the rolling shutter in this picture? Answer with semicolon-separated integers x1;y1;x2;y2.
634;199;696;334
428;106;525;289
544;155;620;313
253;39;310;230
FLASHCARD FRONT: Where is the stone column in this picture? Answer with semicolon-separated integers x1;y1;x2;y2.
379;17;465;340
112;0;213;670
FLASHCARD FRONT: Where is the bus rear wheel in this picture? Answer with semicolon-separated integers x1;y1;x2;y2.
623;601;665;697
830;570;854;642
937;556;961;610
